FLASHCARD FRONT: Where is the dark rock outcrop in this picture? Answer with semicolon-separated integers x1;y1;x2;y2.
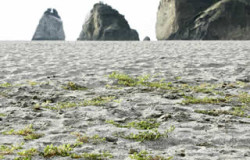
78;2;139;41
32;8;65;40
156;0;250;40
143;36;151;41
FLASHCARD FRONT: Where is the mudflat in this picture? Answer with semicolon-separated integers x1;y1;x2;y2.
0;41;249;160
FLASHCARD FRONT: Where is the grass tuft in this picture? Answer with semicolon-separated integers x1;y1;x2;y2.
123;126;175;142
181;96;230;105
2;125;43;140
62;82;87;91
129;150;173;160
43;144;72;158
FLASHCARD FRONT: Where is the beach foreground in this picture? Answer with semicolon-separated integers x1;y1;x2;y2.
0;41;249;160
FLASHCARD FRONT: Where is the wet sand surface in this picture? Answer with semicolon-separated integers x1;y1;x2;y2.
0;41;249;160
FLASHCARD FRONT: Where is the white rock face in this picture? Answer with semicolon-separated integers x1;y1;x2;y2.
32;9;65;40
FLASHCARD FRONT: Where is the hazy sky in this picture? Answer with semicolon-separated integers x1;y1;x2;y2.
0;0;159;41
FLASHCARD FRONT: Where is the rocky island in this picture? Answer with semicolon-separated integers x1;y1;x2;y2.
32;8;65;41
78;2;139;41
156;0;250;40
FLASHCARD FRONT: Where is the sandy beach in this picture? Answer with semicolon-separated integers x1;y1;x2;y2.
0;41;249;160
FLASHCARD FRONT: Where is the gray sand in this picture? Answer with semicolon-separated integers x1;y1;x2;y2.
0;41;249;160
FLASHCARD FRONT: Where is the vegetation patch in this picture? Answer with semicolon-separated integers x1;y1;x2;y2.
44;96;116;110
15;148;38;160
237;92;250;105
107;72;228;96
0;113;6;117
27;81;40;86
106;119;160;130
120;126;175;142
43;144;73;158
42;143;112;159
0;143;24;157
2;125;43;140
129;150;173;160
83;96;116;106
108;72;172;90
181;96;230;105
62;81;88;91
195;105;250;118
0;82;12;88
82;151;113;160
71;132;106;144
71;151;113;159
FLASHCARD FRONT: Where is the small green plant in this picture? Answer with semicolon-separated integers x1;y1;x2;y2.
237;92;250;105
24;133;44;140
0;113;6;117
2;125;43;140
195;105;250;118
106;119;160;130
124;126;175;142
62;82;87;91
0;143;24;156
45;96;116;110
71;153;83;159
27;81;39;86
14;157;31;160
108;72;172;90
83;96;116;106
82;151;113;160
71;132;106;144
0;82;12;88
0;92;8;97
18;148;38;156
108;72;137;86
181;96;230;105
43;144;73;158
129;150;173;160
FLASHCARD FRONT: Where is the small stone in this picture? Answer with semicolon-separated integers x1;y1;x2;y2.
21;102;28;108
143;36;150;41
105;136;118;143
158;114;172;122
129;148;138;154
236;76;250;83
163;93;179;99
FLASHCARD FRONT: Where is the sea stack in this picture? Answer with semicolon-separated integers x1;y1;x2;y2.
78;2;139;41
32;8;65;40
156;0;250;40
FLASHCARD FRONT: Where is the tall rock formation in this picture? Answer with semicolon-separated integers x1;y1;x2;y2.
156;0;250;40
78;2;139;41
32;8;65;40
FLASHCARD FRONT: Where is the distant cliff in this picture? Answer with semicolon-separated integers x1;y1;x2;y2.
32;8;65;40
78;2;139;41
156;0;250;40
